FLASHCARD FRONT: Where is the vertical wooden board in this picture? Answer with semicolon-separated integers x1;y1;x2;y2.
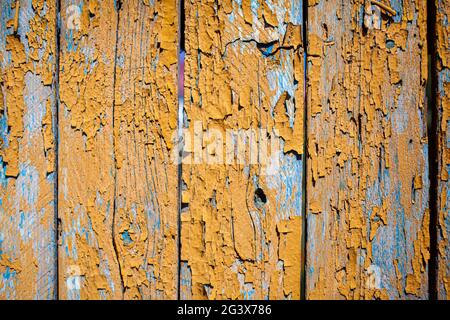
0;0;57;299
436;0;450;300
306;0;429;299
182;0;304;299
113;0;179;299
58;0;121;299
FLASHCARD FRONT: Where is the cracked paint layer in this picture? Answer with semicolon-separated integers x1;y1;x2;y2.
58;0;121;300
306;0;430;299
0;0;447;301
113;0;179;299
436;0;450;300
0;0;57;299
182;0;304;300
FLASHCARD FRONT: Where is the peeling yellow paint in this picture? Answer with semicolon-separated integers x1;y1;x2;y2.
58;0;121;300
0;0;57;300
182;0;304;300
436;0;450;301
306;0;429;299
0;0;446;301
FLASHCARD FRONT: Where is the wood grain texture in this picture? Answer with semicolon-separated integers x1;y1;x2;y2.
0;0;446;301
0;0;57;299
182;0;304;299
436;0;450;300
306;0;430;299
113;0;179;299
58;0;121;299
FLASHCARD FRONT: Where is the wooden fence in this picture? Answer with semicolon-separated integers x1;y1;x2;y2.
0;0;448;300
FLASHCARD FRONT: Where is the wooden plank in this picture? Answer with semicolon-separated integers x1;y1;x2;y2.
113;0;179;299
306;0;430;299
436;0;450;300
58;0;121;299
182;0;304;299
0;0;57;299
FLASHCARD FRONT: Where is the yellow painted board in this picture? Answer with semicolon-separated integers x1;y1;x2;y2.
113;0;179;299
0;0;57;300
58;0;121;300
436;0;450;300
306;0;430;299
0;0;446;301
182;0;305;300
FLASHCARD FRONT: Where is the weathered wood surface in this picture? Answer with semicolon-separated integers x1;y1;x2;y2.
436;0;450;300
58;0;121;299
0;0;57;299
113;0;179;299
0;0;449;300
306;0;430;299
182;0;304;299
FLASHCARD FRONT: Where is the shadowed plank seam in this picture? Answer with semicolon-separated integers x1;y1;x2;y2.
426;0;439;301
176;0;185;301
55;0;62;301
301;0;308;301
112;0;125;299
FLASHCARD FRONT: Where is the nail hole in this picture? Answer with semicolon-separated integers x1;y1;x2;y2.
386;40;395;49
254;188;267;208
